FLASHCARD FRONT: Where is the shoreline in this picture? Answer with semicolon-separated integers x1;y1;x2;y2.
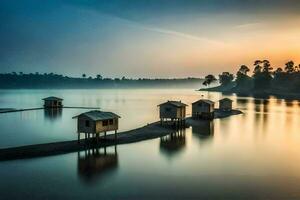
0;109;242;161
199;86;300;100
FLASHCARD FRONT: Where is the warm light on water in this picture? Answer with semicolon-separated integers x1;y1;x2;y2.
0;89;300;199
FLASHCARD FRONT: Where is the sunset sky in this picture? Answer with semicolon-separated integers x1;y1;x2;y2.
1;0;300;78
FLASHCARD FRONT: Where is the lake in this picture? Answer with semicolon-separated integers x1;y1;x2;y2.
0;89;300;199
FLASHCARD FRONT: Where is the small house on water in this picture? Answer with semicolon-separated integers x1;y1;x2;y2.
73;110;121;142
219;98;233;111
192;99;215;120
158;101;187;125
43;96;63;108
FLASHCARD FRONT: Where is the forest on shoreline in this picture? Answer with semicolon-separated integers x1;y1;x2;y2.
0;72;203;89
201;60;300;97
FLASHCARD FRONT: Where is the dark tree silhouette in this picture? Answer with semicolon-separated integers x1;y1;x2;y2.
262;60;273;73
219;72;234;86
235;65;251;90
203;74;217;87
238;65;250;75
82;74;86;78
96;74;102;80
253;60;263;74
285;61;295;73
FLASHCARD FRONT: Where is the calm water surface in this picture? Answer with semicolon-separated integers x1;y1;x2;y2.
0;89;300;199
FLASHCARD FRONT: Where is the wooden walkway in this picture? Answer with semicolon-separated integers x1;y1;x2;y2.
0;122;178;161
0;106;101;114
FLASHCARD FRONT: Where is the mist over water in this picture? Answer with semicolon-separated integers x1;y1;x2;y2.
0;89;300;199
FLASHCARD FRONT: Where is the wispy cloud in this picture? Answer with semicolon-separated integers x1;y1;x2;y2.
98;12;225;46
234;22;263;29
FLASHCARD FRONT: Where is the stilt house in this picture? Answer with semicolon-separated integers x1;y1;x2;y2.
73;110;120;142
158;101;187;122
192;99;215;119
43;96;63;108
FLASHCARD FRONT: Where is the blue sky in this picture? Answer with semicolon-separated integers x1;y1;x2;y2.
1;0;300;77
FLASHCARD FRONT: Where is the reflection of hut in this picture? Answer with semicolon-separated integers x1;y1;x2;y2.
192;99;214;119
44;108;62;120
72;110;121;142
43;96;63;108
192;121;214;142
158;101;187;125
78;146;118;183
160;129;186;156
219;98;233;111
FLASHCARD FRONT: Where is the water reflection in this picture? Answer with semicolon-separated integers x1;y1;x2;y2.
160;129;186;157
191;121;214;144
44;108;62;121
77;146;118;184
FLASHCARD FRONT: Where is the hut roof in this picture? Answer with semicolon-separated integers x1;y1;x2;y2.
192;99;214;105
158;101;188;108
42;96;63;101
219;98;233;102
73;110;120;121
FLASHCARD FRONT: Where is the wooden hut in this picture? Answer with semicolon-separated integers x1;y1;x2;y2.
43;96;63;108
158;101;187;125
73;110;121;142
219;98;233;111
192;99;215;119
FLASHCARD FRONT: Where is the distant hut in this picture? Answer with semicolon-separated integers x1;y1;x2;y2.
219;98;233;111
158;101;187;125
43;96;63;108
73;110;121;142
192;99;215;119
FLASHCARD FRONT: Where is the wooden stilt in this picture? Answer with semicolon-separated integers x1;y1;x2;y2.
115;130;117;140
77;132;80;143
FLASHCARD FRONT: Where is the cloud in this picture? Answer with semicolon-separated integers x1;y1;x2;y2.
234;22;263;29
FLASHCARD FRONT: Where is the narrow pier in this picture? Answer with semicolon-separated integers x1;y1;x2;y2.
0;122;177;161
0;106;101;114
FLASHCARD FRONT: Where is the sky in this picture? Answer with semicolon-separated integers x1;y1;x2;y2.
1;0;300;78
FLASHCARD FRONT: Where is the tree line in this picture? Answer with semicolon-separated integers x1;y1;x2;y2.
0;72;202;89
203;60;300;93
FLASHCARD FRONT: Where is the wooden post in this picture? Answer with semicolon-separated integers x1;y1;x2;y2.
96;133;99;143
115;130;117;140
104;131;107;138
77;132;80;143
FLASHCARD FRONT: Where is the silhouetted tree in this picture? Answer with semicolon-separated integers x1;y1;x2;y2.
253;60;272;90
96;74;102;80
253;60;263;74
238;65;250;75
262;60;273;73
236;65;251;89
82;74;86;78
203;74;217;87
285;61;295;73
219;72;234;86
